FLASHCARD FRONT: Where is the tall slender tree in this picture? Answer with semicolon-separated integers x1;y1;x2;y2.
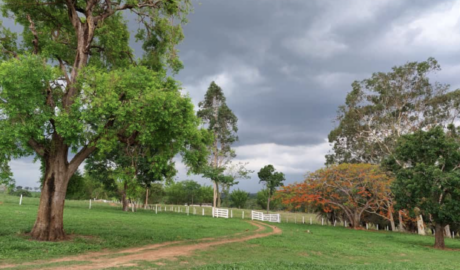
0;0;200;241
197;81;238;207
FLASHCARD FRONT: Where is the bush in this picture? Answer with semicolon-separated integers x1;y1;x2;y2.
8;188;32;197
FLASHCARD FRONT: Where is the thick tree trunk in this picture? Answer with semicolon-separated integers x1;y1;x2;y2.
398;210;405;232
30;144;70;241
435;223;445;249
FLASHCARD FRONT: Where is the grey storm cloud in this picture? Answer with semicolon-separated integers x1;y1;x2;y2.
4;0;460;191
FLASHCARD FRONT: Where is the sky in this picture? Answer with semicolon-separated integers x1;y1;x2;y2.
6;0;460;192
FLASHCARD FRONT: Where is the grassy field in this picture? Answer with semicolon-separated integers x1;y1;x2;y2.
0;195;253;264
149;223;460;270
2;194;460;269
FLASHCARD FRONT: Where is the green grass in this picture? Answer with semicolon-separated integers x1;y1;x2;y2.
0;195;253;264
154;223;460;270
2;194;460;269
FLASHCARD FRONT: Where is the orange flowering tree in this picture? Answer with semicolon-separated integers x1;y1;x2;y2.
278;163;393;228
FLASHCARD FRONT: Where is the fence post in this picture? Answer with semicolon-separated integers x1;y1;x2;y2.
310;217;312;225
345;221;347;227
19;194;23;205
231;209;233;218
88;199;91;209
202;208;204;216
334;220;336;226
322;218;324;226
212;207;214;218
302;216;304;224
155;204;158;214
377;224;379;230
251;211;254;220
187;206;189;216
242;211;244;219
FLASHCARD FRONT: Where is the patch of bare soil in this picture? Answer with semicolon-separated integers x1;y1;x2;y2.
1;221;281;270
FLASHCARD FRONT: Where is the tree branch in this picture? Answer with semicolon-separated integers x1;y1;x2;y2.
28;139;45;157
26;14;39;54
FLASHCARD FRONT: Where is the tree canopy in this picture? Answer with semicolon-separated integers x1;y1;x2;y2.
279;164;393;228
327;58;460;165
0;0;206;241
385;125;460;249
258;164;285;213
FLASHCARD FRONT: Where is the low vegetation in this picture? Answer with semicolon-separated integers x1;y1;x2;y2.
1;194;460;269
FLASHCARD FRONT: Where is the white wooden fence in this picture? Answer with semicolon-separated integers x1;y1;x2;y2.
212;207;229;218
251;210;280;223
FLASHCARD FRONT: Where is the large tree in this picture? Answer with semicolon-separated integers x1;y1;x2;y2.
257;164;285;213
0;0;199;241
385;126;460;249
279;164;392;229
327;58;460;165
197;81;238;207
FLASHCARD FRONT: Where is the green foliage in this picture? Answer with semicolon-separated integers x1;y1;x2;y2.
256;189;281;210
8;187;32;197
164;180;213;205
198;81;238;149
327;58;460;165
0;161;14;190
197;81;242;205
230;189;249;208
257;165;285;196
182;180;201;205
385;126;460;226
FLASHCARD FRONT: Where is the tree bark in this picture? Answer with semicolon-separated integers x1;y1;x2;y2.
30;140;70;241
144;187;149;209
212;180;217;208
267;193;270;214
444;225;452;238
389;212;396;231
417;215;426;235
122;182;129;212
398;210;405;232
435;223;445;249
352;213;361;229
216;183;221;208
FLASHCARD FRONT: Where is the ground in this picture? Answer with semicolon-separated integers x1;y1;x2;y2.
1;194;460;269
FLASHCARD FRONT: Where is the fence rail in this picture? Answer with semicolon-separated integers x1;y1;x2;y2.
212;207;229;218
252;210;280;223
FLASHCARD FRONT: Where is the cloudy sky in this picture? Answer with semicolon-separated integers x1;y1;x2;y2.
7;0;460;192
